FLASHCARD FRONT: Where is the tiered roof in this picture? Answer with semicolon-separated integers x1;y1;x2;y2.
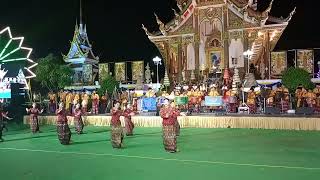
143;0;295;37
63;22;99;62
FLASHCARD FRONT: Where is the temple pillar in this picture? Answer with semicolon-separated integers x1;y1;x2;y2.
178;42;183;83
195;42;200;80
243;31;249;74
223;5;229;69
194;8;200;80
265;30;271;79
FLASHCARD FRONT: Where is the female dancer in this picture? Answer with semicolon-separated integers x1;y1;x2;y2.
247;87;257;114
160;99;178;153
56;102;71;145
111;101;123;148
26;103;43;134
0;106;13;142
170;101;181;136
73;103;84;134
123;104;135;136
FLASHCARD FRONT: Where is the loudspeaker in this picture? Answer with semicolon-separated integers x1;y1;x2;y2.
296;107;314;115
265;107;281;114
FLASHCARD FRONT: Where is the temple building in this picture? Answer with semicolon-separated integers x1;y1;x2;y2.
143;0;295;82
63;1;99;85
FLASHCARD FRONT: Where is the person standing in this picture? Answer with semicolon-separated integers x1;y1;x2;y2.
48;91;57;114
123;104;135;136
65;92;73;114
247;87;257;114
100;95;107;114
26;103;44;134
91;91;99;115
81;91;89;114
170;101;181;137
56;103;71;145
0;106;13;142
110;101;123;148
160;99;178;153
73;103;84;134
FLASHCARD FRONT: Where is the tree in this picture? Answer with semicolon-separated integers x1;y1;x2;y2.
98;75;119;96
35;54;73;92
282;67;314;93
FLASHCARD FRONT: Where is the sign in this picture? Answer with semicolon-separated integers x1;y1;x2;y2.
99;63;109;82
132;61;144;81
271;51;287;76
174;96;188;105
205;96;223;106
142;97;157;111
297;49;314;74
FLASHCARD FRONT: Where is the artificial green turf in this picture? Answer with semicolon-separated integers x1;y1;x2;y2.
0;123;320;180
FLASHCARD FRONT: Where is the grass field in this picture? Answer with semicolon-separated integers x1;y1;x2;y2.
0;123;320;180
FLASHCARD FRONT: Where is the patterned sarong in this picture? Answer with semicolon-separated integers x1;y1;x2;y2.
30;116;39;133
74;117;84;134
111;124;123;148
125;118;134;136
162;125;177;152
57;121;71;145
175;121;180;137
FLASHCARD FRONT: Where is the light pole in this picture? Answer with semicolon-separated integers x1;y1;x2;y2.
243;50;253;74
152;56;162;89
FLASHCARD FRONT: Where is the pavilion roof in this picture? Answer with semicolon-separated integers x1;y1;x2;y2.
63;23;99;63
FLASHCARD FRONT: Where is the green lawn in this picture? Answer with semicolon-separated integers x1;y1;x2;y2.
0;124;320;180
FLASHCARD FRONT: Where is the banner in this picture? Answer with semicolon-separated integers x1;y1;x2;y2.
174;96;188;105
132;61;144;81
115;62;125;81
271;51;287;76
142;97;157;111
0;81;11;98
99;63;109;82
83;64;92;83
205;96;223;106
297;50;314;74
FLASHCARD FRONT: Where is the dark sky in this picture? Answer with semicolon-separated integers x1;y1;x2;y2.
0;0;318;64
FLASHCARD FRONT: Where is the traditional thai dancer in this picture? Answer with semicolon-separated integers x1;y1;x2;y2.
73;103;84;134
0;106;13;142
123;104;135;136
160;99;178;153
171;101;181;137
81;92;89;113
111;101;123;148
26;103;43;134
247;87;257;114
56;102;71;145
92;91;99;114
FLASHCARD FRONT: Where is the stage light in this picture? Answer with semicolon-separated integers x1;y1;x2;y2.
0;27;37;79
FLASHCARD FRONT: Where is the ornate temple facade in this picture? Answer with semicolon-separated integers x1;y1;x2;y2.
63;1;99;85
143;0;295;82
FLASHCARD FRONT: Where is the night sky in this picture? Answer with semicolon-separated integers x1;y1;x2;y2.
0;0;318;65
